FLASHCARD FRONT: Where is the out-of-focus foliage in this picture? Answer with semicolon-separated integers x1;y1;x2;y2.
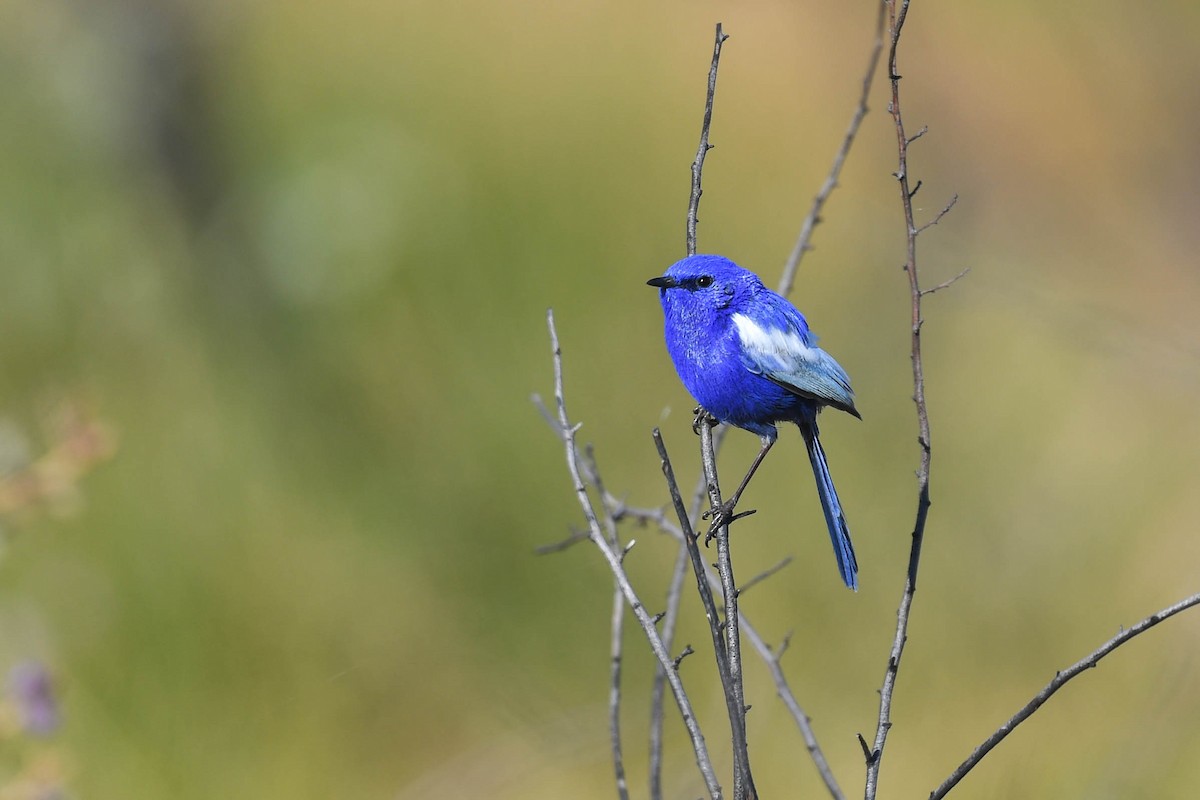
1;1;1199;797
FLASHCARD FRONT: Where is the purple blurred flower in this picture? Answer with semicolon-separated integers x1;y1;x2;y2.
8;660;59;736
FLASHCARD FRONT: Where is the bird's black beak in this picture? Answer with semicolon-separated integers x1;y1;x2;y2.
646;276;677;289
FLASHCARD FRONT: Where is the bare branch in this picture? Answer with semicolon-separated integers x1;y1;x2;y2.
542;309;723;799
698;420;757;799
929;591;1200;799
778;0;886;296
866;0;945;795
687;23;730;257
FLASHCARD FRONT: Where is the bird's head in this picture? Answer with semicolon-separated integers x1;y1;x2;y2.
646;254;763;317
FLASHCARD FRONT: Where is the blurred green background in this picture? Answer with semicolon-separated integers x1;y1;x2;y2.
2;0;1199;797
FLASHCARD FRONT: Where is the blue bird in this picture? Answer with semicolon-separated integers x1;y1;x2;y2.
648;254;860;590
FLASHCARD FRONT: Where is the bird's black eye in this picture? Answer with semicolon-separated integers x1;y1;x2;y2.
696;275;714;288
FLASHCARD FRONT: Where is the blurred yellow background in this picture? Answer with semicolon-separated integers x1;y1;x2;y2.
1;1;1199;797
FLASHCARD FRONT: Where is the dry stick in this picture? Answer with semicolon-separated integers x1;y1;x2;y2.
865;1;942;797
687;23;730;257
778;0;887;297
699;421;756;800
584;445;631;800
929;591;1200;799
541;310;723;800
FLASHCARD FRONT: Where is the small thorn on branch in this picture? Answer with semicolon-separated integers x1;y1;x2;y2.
673;645;695;671
620;539;637;562
535;527;590;555
728;509;758;525
908;179;922;199
858;733;878;763
773;630;794;662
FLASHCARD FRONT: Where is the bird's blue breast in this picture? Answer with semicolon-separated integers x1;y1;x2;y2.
662;307;811;439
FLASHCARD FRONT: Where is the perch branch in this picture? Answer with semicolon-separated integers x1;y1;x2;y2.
698;419;757;799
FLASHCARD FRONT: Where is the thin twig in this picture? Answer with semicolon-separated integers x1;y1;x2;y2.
742;621;845;800
914;193;958;235
542;310;723;799
865;1;938;796
929;591;1200;799
920;267;970;298
687;23;730;257
698;420;756;800
778;0;887;296
534;527;590;555
585;446;631;800
738;556;794;596
906;125;928;145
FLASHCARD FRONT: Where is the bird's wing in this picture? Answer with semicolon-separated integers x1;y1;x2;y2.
731;307;860;418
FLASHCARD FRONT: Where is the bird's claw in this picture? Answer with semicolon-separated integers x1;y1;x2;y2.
692;407;720;435
701;501;756;544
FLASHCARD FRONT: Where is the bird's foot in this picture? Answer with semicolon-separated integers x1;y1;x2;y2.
692;407;720;435
701;500;757;545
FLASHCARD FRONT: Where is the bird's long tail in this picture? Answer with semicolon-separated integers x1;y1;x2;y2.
799;422;858;591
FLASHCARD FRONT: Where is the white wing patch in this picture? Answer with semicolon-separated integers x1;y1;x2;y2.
731;312;817;371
